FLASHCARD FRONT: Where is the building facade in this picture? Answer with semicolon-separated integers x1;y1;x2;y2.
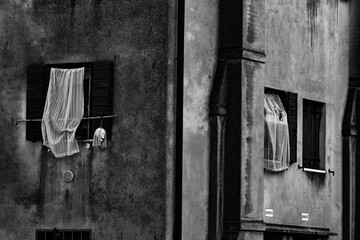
0;0;357;240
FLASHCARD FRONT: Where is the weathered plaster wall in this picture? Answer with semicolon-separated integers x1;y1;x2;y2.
0;1;174;239
240;0;266;223
182;0;218;239
263;0;349;238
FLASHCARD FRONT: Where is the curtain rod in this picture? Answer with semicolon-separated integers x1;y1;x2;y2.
15;114;118;125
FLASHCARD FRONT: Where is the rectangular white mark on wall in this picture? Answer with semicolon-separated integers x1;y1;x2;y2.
301;213;309;221
265;208;274;218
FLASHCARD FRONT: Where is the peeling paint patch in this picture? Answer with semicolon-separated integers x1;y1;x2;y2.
186;31;195;42
307;0;320;47
193;24;201;31
243;63;257;216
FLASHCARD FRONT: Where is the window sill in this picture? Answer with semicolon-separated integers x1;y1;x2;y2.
298;165;327;174
265;223;337;236
77;139;93;143
302;167;326;174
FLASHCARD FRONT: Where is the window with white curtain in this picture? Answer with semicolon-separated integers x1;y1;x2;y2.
264;93;290;171
26;62;114;144
41;67;85;158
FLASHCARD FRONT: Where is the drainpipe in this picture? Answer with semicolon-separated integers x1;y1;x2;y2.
342;87;360;240
209;0;266;239
174;0;185;239
208;62;228;240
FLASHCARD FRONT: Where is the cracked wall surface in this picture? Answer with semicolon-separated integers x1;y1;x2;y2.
0;1;173;239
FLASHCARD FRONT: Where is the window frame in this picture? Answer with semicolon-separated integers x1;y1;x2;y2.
302;98;326;171
26;61;114;142
264;87;298;166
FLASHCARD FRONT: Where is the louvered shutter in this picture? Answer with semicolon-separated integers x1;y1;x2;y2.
287;92;298;163
26;65;46;141
90;62;114;139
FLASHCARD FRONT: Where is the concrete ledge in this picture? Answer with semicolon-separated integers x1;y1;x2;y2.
265;223;337;236
223;221;337;236
224;219;266;232
218;47;266;63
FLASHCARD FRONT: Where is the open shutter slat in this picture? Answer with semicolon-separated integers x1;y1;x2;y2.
26;65;46;141
287;92;298;163
90;62;114;139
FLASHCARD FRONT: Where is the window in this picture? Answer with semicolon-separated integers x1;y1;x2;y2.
36;229;91;240
26;62;113;142
302;99;325;170
264;88;298;171
264;92;290;171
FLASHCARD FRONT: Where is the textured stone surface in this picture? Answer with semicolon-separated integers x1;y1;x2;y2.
263;0;349;238
182;0;218;239
240;0;266;222
0;1;171;239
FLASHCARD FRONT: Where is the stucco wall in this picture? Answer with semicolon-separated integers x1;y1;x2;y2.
0;1;173;239
182;0;218;239
263;0;349;238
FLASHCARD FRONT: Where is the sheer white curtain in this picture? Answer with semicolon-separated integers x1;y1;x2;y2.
41;68;84;158
264;93;290;171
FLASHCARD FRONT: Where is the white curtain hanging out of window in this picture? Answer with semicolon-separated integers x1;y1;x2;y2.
41;67;84;158
264;93;290;171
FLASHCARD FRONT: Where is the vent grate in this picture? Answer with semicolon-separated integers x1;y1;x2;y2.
36;229;91;240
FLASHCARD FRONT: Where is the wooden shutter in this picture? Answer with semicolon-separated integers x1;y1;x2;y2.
303;99;323;169
26;65;46;141
90;62;114;139
303;100;310;167
287;92;297;163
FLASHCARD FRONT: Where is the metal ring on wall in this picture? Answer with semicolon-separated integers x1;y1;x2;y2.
63;170;74;183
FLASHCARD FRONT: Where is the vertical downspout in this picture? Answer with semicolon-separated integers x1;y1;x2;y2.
342;88;355;240
209;0;266;239
208;62;228;240
342;87;360;240
174;0;185;239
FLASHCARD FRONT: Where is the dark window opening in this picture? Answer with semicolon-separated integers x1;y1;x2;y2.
36;229;91;240
302;99;326;170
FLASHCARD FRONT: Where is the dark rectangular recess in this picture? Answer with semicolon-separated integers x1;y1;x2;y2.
303;99;325;170
26;64;46;141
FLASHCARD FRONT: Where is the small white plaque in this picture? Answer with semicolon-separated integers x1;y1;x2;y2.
265;208;274;218
301;213;309;221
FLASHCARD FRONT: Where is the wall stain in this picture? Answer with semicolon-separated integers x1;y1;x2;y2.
246;0;259;44
307;0;320;48
36;148;49;220
243;63;256;215
65;189;71;210
70;0;75;38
